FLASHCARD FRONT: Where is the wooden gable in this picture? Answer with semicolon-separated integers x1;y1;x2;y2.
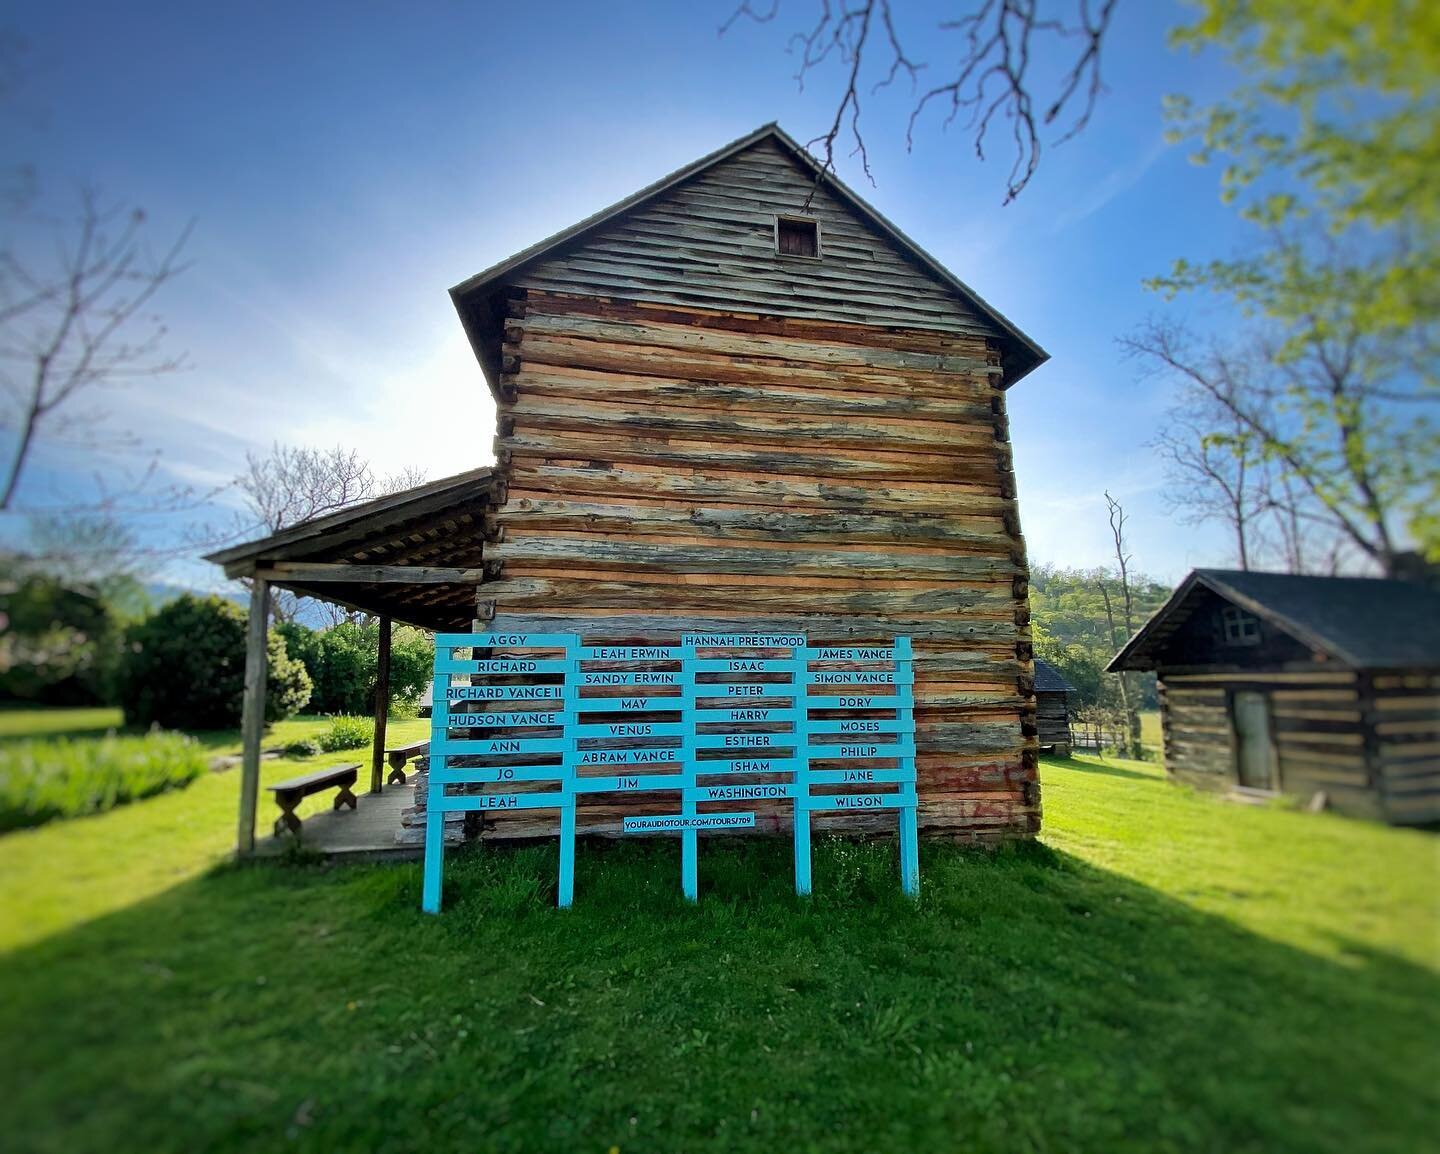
452;124;1046;390
513;135;995;339
1141;586;1320;671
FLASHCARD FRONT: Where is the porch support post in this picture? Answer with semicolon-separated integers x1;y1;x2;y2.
370;615;392;794
238;576;270;857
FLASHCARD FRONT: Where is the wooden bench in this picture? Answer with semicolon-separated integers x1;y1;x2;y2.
385;740;430;785
268;764;360;837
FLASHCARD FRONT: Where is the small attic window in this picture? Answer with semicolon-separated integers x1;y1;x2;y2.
775;215;820;258
1220;605;1261;647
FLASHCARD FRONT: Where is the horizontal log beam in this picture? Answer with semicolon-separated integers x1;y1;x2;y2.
483;575;1014;615
485;537;1017;580
519;333;983;399
500;430;1006;484
507;463;1009;514
524;290;996;360
519;308;997;376
255;562;484;584
496;497;1011;549
487;612;1018;645
508;365;994;420
503;394;997;456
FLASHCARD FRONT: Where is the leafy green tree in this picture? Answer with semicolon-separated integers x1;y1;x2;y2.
1168;0;1439;338
278;619;432;716
1124;299;1433;573
274;620;324;693
1029;563;1170;712
1141;0;1440;568
117;594;310;729
0;567;122;705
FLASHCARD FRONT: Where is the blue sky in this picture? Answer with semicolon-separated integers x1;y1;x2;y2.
1;1;1255;585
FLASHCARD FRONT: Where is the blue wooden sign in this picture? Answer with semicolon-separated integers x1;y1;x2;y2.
421;632;917;912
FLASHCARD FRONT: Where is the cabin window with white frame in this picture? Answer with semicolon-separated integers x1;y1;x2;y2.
1220;606;1261;647
775;215;820;258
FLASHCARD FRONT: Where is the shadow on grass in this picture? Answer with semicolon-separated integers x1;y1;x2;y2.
2;838;1435;1154
1044;754;1155;781
0;716;129;743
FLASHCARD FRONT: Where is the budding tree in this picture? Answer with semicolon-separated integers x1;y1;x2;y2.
0;189;191;511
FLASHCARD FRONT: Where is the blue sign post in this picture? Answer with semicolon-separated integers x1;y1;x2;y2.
796;637;917;896
422;633;579;913
421;632;918;911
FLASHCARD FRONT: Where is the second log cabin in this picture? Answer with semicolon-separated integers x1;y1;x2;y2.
1109;568;1440;824
1034;660;1076;757
449;123;1049;843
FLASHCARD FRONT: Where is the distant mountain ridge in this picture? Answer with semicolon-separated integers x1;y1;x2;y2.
145;582;331;628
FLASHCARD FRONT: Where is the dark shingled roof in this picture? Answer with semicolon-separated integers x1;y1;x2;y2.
1109;569;1440;673
1034;659;1075;694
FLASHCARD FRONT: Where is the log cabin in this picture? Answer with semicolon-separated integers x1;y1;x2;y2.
209;122;1050;855
1109;568;1440;824
1034;660;1075;757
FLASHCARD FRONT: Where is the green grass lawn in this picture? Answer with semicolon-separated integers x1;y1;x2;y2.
0;705;128;741
1138;708;1162;751
0;737;1435;1153
0;705;424;755
0;709;429;948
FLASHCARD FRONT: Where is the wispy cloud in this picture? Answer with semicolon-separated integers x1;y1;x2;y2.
1049;137;1171;232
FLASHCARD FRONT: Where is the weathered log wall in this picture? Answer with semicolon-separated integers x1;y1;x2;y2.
1369;671;1440;825
1036;691;1071;754
473;288;1037;843
1161;666;1372;814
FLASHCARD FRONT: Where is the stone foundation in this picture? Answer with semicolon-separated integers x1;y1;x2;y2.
394;758;464;848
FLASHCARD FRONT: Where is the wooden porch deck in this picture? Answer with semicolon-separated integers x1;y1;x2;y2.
252;783;420;860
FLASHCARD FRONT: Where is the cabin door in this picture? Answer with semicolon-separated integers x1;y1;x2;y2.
1231;691;1277;791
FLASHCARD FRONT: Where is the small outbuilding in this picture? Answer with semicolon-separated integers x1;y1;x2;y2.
1108;569;1440;824
1033;659;1075;757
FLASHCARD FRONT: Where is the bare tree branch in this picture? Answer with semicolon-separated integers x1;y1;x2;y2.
1102;489;1142;759
725;0;1120;202
215;443;430;623
1119;307;1427;576
0;188;193;510
236;443;378;536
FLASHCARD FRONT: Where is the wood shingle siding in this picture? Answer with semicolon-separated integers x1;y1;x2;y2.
1036;694;1071;752
1160;668;1382;816
431;123;1051;845
1032;661;1073;754
513;139;995;338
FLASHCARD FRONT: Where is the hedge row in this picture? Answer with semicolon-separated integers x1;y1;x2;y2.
0;732;210;833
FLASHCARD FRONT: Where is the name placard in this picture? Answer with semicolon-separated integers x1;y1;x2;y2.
623;813;756;833
420;634;918;913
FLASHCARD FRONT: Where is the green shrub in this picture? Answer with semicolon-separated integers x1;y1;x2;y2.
117;594;311;730
282;738;322;759
388;695;419;721
0;570;123;706
279;620;433;715
275;620;324;689
0;731;208;832
317;715;371;752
